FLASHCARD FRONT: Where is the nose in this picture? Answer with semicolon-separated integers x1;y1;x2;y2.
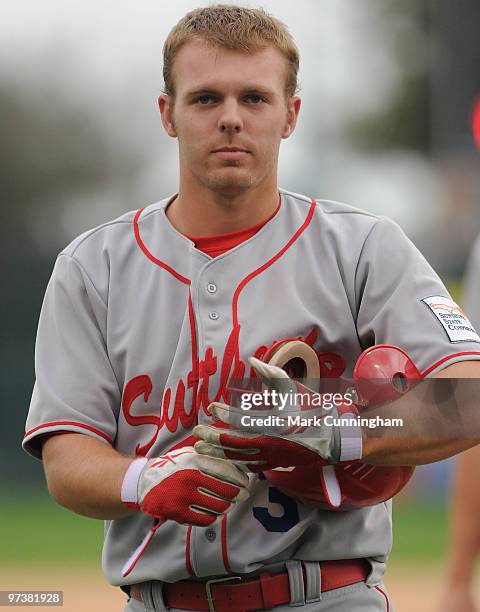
218;99;243;133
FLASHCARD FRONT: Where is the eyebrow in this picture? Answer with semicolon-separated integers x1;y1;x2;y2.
185;86;275;98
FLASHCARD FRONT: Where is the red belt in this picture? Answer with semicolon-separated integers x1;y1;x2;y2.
130;559;369;612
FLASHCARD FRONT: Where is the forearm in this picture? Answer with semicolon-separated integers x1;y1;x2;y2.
354;370;480;466
361;436;478;466
445;445;480;585
42;433;136;519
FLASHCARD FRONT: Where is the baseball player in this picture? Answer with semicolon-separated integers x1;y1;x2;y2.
22;5;480;612
440;234;480;612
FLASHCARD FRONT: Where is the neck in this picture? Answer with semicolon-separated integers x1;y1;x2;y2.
166;175;280;237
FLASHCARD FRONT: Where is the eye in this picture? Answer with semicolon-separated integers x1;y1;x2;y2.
244;94;265;104
195;95;216;105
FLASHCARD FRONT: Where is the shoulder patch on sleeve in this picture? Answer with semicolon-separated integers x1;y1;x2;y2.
422;295;480;343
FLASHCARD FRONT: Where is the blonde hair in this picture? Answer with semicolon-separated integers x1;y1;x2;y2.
163;4;300;98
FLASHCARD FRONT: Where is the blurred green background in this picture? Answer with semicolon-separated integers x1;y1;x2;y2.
0;491;450;568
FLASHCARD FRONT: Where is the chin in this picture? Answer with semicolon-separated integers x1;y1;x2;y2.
203;170;255;194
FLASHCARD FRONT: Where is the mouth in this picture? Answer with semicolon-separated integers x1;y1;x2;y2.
213;146;249;153
212;147;250;161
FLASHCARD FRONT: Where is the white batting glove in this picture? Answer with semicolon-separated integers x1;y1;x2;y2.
121;446;250;526
194;357;362;470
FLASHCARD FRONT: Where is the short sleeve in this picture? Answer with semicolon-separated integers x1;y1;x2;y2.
355;218;480;375
23;254;121;459
463;234;480;331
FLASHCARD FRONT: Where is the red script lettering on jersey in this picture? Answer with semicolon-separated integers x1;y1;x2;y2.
121;327;345;455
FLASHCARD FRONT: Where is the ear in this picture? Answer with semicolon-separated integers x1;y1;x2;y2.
158;94;177;138
281;96;301;139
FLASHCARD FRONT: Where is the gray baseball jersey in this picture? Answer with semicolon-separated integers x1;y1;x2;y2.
23;189;480;588
463;233;480;331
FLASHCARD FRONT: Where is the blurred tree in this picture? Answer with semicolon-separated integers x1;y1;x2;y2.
0;77;139;231
0;76;141;485
430;0;480;155
347;0;432;153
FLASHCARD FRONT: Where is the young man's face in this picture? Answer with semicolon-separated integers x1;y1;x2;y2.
159;39;301;197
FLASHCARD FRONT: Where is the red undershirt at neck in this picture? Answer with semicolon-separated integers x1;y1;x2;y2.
184;196;281;258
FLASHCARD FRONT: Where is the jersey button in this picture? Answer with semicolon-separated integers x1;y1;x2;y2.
209;311;219;321
207;283;217;294
205;528;216;542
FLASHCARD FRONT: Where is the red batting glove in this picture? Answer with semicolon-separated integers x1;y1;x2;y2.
121;446;250;526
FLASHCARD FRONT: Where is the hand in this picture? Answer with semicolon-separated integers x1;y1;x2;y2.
121;446;250;526
194;403;333;471
193;357;362;470
438;585;477;612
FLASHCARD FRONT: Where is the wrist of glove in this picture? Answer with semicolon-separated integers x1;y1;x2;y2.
120;447;250;526
193;357;362;471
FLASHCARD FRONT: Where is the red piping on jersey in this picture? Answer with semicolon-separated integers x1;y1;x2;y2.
221;515;233;573
133;208;191;285
421;351;480;377
374;585;390;611
121;518;163;578
184;291;198;576
185;525;194;576
231;198;317;363
188;290;199;408
232;198;317;326
24;421;113;445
